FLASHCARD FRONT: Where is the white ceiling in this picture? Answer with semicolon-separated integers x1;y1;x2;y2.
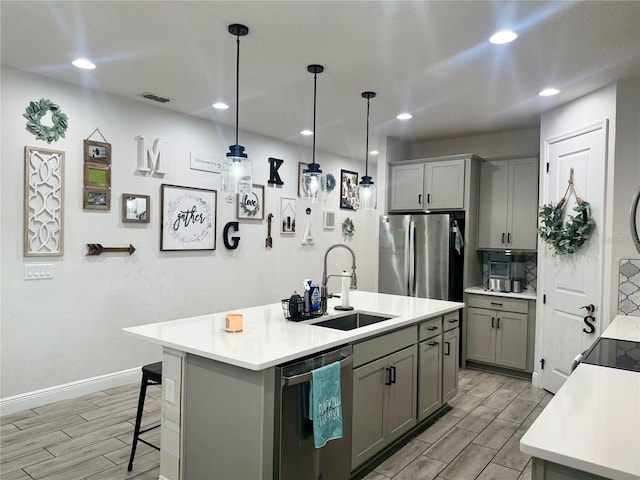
2;1;639;160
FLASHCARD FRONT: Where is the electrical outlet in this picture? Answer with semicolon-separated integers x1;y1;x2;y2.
165;378;175;403
24;264;53;280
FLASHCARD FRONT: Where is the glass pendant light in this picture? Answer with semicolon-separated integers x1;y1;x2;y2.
222;23;252;195
301;64;325;203
356;91;377;210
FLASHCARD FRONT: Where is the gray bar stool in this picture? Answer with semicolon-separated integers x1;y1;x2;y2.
127;362;162;471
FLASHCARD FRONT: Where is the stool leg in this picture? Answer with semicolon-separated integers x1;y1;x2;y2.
128;373;149;472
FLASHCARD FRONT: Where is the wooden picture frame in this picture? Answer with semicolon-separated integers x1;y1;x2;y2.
340;169;358;210
280;197;296;234
84;162;111;188
237;184;265;220
122;193;150;223
161;184;217;251
24;146;64;256
84;187;111;211
84;139;111;165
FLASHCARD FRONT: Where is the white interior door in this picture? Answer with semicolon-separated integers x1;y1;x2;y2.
540;121;607;394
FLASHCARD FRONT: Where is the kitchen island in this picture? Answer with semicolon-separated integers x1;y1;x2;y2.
123;291;463;480
520;315;640;480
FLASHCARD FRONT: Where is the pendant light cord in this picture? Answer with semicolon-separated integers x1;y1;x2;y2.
365;97;370;178
235;35;241;147
312;71;317;166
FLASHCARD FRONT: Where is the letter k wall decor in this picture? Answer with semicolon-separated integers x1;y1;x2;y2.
160;184;217;251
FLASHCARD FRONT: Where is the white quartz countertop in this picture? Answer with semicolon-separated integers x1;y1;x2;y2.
465;285;537;301
123;291;463;371
520;315;640;480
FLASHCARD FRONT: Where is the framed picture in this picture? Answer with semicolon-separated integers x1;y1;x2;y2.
280;197;296;234
340;169;358;210
84;139;111;165
24;146;64;256
161;184;217;251
84;188;111;211
122;193;150;223
84;162;111;188
237;184;264;220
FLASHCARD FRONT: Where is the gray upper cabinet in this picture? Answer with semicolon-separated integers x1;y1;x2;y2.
389;163;425;211
424;159;465;210
389;158;465;212
477;157;539;250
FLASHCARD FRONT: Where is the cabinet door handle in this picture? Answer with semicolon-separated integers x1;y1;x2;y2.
496;318;501;329
490;302;503;307
507;232;511;243
427;326;438;331
448;319;458;324
502;232;505;243
390;366;397;384
491;317;495;328
418;194;422;205
427;193;431;204
428;341;439;346
385;367;392;386
444;341;451;356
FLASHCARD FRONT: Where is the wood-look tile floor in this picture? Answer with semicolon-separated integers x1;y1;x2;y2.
1;369;552;480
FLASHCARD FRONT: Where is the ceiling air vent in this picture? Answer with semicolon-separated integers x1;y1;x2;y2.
137;92;173;103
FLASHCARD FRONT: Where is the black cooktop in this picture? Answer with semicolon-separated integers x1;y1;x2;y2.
582;337;640;373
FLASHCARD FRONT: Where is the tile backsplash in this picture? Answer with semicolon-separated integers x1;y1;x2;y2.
619;259;640;316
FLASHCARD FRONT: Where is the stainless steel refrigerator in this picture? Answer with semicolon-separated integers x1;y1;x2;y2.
378;214;464;301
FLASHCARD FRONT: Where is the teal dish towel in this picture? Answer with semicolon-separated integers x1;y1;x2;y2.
453;221;464;255
309;361;343;448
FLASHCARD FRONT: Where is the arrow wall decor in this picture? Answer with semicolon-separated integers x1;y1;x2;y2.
86;243;136;256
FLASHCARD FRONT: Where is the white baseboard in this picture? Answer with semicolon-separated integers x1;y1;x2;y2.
531;371;540;388
1;367;142;416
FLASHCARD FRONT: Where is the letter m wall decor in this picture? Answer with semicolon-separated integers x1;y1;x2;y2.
136;136;167;175
24;146;64;256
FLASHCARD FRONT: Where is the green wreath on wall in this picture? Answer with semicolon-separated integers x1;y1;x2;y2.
23;98;69;143
538;169;595;255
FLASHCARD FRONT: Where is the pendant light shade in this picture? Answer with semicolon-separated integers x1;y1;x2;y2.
222;23;252;195
301;64;325;203
356;91;377;210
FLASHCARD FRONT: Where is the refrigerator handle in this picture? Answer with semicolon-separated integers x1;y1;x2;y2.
409;220;416;296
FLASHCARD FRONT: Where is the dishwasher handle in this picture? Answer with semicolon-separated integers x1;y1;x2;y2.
283;354;353;387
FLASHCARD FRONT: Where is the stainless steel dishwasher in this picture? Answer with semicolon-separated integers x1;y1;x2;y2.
274;345;353;480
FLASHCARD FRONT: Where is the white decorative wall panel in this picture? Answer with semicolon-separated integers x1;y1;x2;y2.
24;146;64;256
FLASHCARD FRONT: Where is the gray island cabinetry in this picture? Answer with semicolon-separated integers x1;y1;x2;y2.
123;292;463;480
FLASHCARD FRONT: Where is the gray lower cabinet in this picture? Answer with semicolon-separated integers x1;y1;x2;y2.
442;327;459;402
418;336;442;420
352;345;417;469
467;307;528;370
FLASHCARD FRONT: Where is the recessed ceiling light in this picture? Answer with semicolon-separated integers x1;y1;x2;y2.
538;88;560;97
211;102;229;109
489;30;518;44
370;150;379;155
300;129;313;136
72;58;96;70
396;113;413;120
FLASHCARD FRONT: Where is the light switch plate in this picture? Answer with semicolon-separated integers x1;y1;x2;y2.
24;264;53;280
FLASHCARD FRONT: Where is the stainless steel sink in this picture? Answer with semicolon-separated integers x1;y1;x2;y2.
312;312;394;331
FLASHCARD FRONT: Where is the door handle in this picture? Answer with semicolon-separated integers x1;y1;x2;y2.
427;193;431;204
580;304;596;315
390;366;397;384
418;194;422;205
491;317;495;328
507;233;511;243
502;232;505;243
385;367;392;386
496;317;500;329
631;185;640;253
428;326;438;331
444;341;451;356
428;341;439;347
